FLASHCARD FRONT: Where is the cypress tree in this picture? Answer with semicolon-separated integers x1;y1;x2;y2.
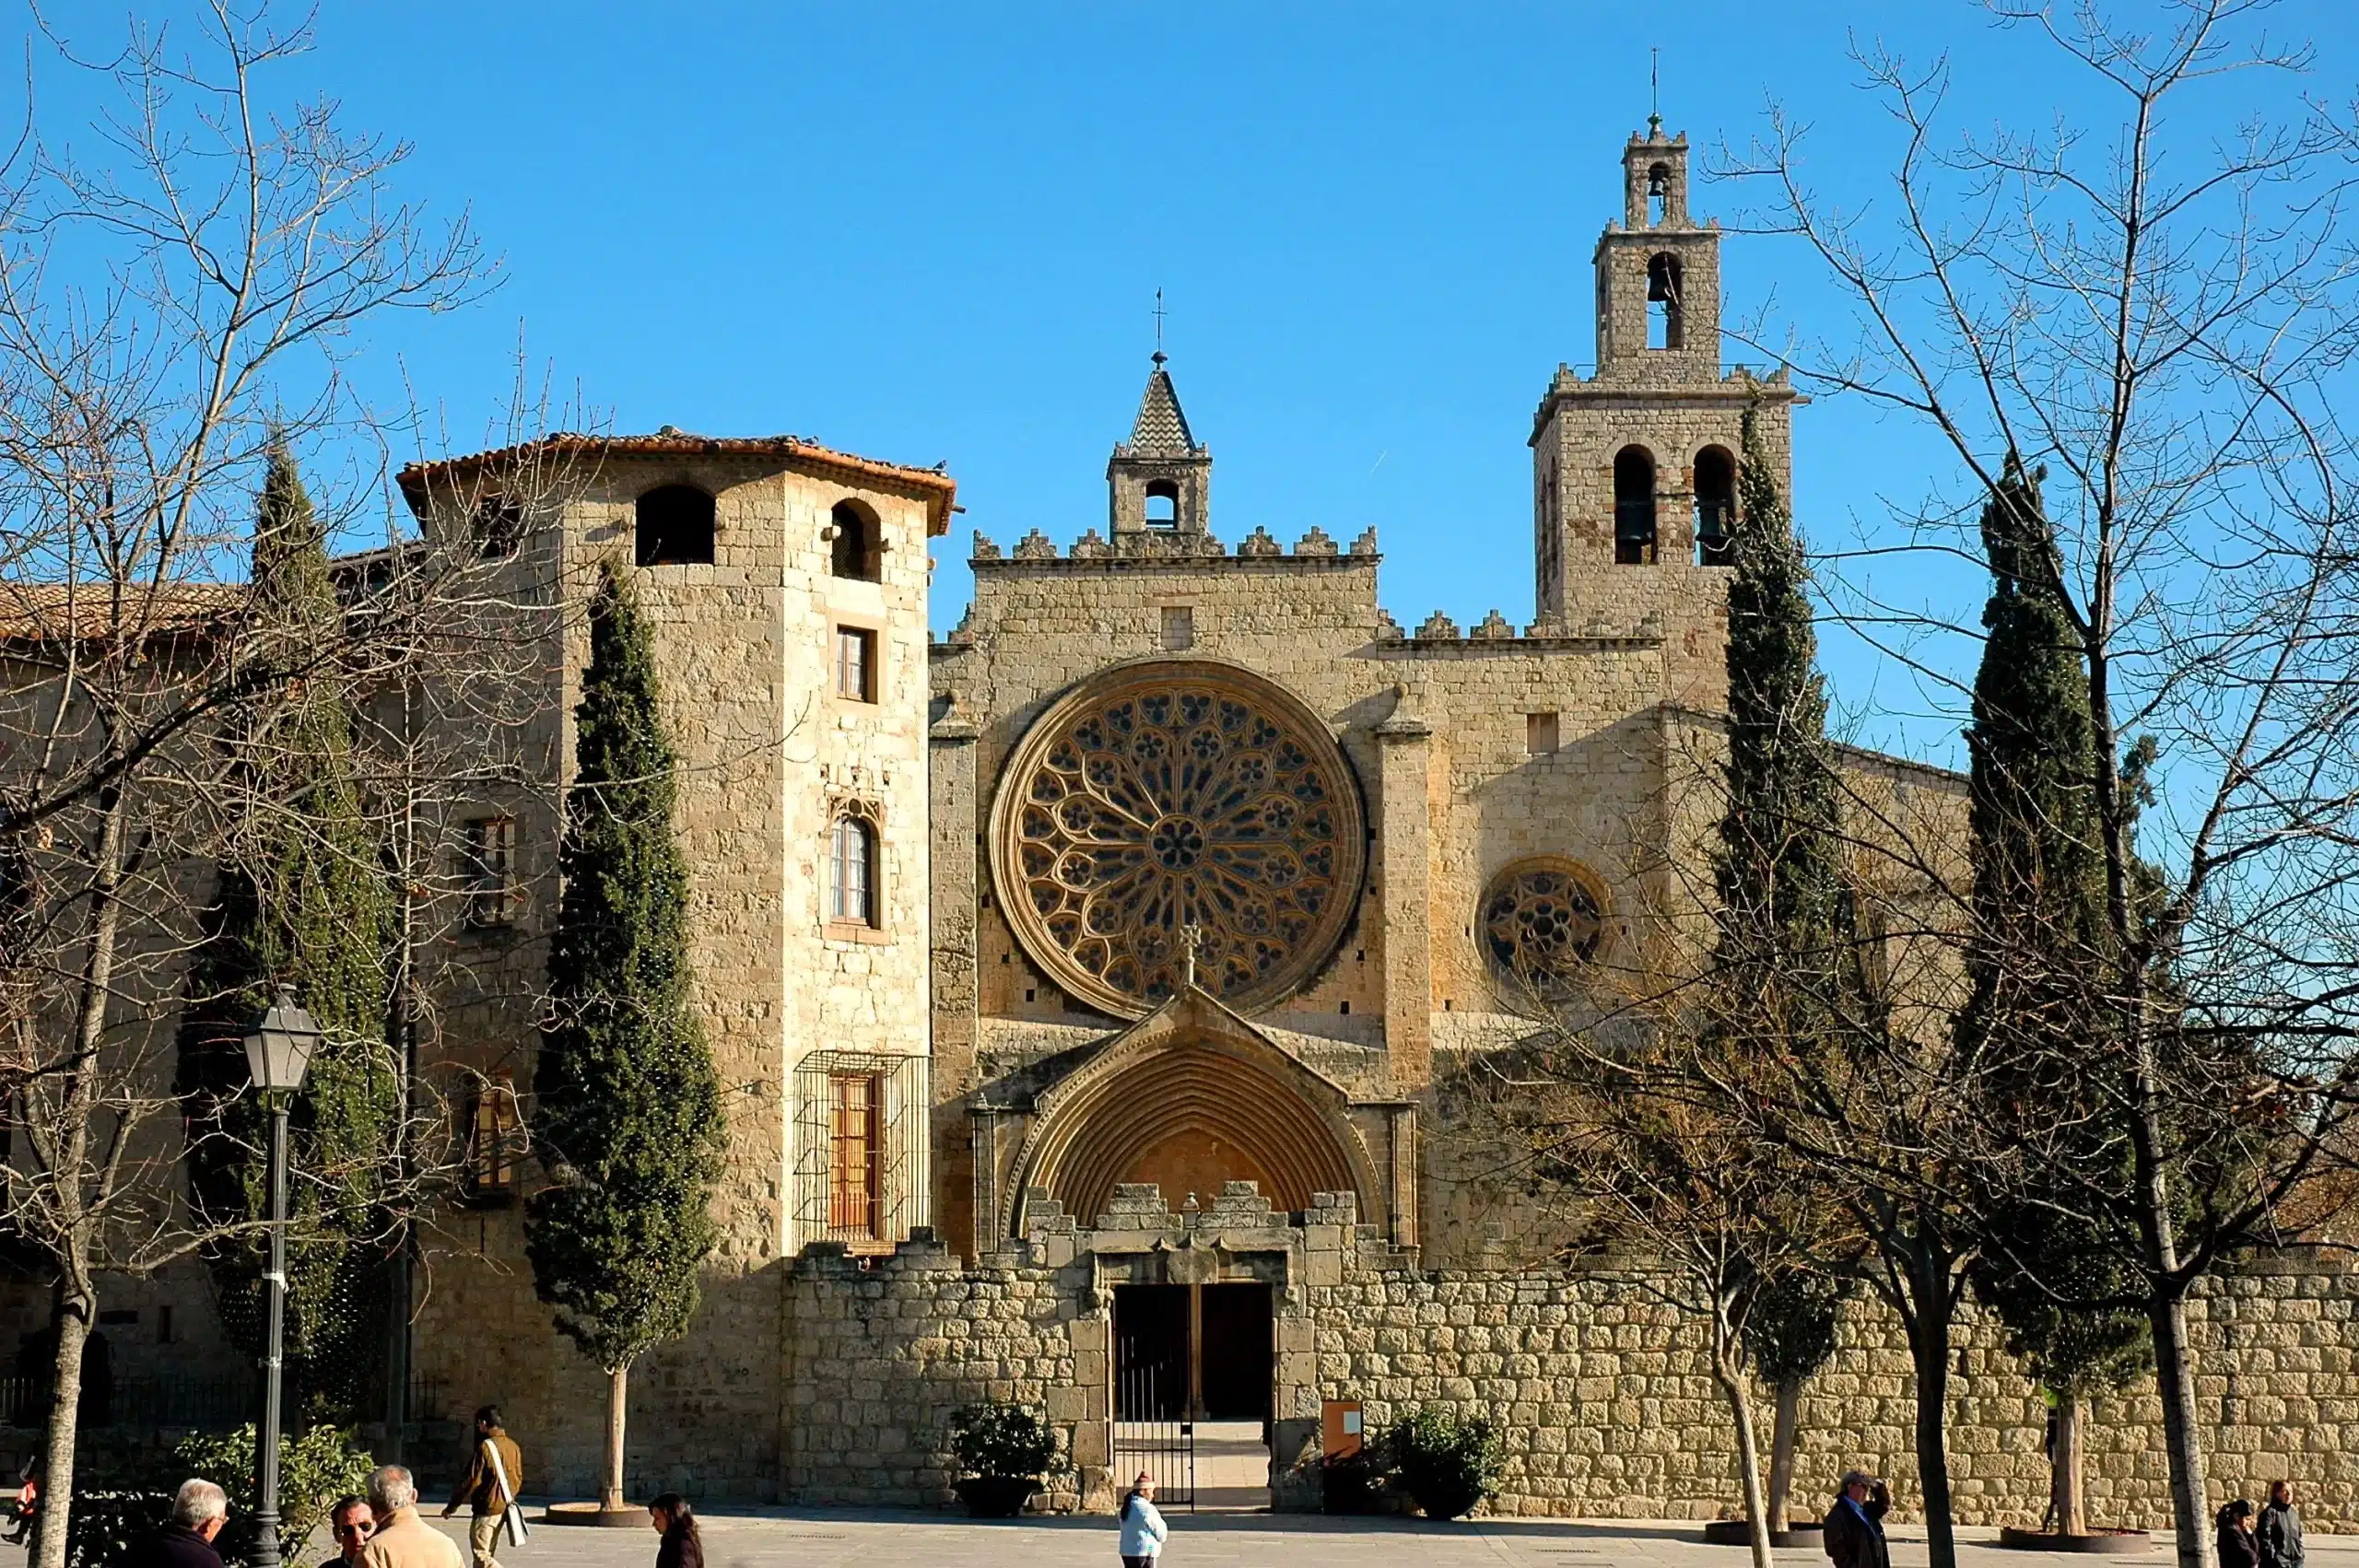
178;439;398;1423
1956;459;2149;1536
526;562;724;1514
1712;407;1849;1003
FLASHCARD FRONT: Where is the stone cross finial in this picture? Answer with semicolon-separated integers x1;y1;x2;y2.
1179;923;1205;989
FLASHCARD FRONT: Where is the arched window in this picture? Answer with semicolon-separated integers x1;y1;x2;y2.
829;499;880;580
1647;253;1684;350
1144;479;1180;528
635;485;715;567
1614;446;1657;566
829;813;877;927
1647;163;1672;228
1694;445;1737;567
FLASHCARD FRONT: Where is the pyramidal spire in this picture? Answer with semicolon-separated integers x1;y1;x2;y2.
1128;356;1200;457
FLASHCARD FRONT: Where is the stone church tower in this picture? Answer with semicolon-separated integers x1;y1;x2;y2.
1529;126;1799;705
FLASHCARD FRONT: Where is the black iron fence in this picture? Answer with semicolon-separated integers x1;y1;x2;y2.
1112;1362;1194;1510
0;1373;251;1432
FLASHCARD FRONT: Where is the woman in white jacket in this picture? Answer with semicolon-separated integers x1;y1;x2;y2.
1118;1472;1168;1564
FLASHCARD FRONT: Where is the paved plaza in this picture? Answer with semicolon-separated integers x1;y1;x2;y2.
389;1511;2359;1568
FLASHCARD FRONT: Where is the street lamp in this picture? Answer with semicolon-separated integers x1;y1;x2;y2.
243;985;318;1568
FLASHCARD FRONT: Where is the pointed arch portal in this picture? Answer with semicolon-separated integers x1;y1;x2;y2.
1007;994;1384;1236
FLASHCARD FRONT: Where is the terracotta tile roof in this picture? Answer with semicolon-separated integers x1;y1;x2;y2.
396;432;958;536
0;580;244;642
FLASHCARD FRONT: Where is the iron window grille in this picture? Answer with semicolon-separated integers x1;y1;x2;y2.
792;1050;929;1251
463;815;518;928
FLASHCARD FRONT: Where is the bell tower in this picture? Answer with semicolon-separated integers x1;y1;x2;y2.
1528;123;1797;644
1109;351;1212;543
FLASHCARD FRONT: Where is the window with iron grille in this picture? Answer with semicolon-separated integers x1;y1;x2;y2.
464;1076;522;1201
791;1052;928;1252
834;626;876;703
464;816;517;928
827;1074;881;1237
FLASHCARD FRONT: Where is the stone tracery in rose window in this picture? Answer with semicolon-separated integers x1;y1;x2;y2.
992;663;1366;1018
1479;858;1611;1003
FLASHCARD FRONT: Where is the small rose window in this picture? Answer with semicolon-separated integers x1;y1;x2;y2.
1479;859;1610;1001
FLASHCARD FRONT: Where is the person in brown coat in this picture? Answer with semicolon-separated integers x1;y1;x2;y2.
1823;1470;1892;1568
359;1466;463;1568
442;1407;523;1568
647;1494;701;1568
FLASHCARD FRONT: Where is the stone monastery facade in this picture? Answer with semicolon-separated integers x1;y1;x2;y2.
27;129;2357;1526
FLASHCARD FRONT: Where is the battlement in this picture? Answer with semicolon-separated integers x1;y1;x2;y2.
968;522;1379;566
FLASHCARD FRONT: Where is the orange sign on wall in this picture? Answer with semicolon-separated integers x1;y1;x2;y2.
1321;1398;1364;1459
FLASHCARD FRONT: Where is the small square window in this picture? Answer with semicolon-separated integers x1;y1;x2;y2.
834;626;877;703
1527;712;1561;755
1161;605;1194;651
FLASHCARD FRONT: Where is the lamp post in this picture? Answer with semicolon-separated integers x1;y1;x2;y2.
243;985;319;1568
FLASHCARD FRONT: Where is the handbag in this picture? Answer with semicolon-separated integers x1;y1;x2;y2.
483;1439;530;1549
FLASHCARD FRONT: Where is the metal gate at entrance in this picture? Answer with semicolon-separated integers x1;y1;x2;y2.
1111;1282;1273;1512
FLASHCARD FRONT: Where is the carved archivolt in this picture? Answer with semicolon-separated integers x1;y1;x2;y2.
991;660;1366;1018
1479;856;1611;1002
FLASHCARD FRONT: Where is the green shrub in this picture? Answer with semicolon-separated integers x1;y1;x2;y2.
65;1488;177;1568
946;1401;1068;1481
1384;1405;1503;1521
170;1425;378;1567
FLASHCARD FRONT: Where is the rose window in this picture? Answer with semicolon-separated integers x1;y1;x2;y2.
991;661;1367;1018
1480;859;1610;1002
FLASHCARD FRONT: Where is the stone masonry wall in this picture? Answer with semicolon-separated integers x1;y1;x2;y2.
782;1220;2359;1527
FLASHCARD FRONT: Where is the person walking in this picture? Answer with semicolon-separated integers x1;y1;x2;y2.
320;1496;376;1568
7;1453;41;1546
2259;1481;2306;1568
360;1467;463;1568
443;1407;523;1568
1822;1471;1891;1568
1117;1472;1167;1566
2218;1500;2259;1568
647;1494;701;1568
123;1480;229;1568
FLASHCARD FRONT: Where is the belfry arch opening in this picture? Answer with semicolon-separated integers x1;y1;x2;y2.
1694;444;1736;567
1647;162;1671;227
829;498;880;580
1614;445;1658;566
1647;252;1684;350
1144;478;1180;528
635;484;715;567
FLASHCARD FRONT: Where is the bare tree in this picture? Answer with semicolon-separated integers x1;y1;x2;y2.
0;8;567;1563
1720;6;2359;1563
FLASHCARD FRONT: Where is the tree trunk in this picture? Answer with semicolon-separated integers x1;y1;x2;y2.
1767;1375;1802;1533
32;1292;92;1568
1902;1264;1959;1568
1711;1325;1774;1568
2150;1292;2213;1568
602;1362;629;1512
2052;1392;2087;1537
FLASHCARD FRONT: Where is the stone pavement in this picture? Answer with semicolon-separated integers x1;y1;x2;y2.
409;1512;2359;1568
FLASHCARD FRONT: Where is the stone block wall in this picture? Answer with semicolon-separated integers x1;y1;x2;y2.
780;1209;2359;1527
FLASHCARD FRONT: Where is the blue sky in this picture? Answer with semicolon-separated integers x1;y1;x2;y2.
33;2;2356;764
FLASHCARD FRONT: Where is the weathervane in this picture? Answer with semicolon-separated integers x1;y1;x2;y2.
1649;47;1661;135
1153;287;1168;367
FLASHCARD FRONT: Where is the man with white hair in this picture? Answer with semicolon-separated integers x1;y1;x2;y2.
123;1479;228;1568
358;1466;463;1568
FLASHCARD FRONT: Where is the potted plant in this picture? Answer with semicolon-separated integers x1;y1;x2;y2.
1384;1405;1504;1522
947;1400;1068;1518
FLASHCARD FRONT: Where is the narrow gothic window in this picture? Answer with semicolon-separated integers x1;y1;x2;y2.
1647;253;1684;350
1144;479;1180;528
1614;446;1658;565
827;1072;882;1237
463;816;518;928
831;814;877;926
829;499;880;580
1695;445;1737;567
834;626;876;702
635;485;715;567
464;1077;521;1199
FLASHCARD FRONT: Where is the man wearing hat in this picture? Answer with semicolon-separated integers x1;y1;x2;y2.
1824;1470;1891;1568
